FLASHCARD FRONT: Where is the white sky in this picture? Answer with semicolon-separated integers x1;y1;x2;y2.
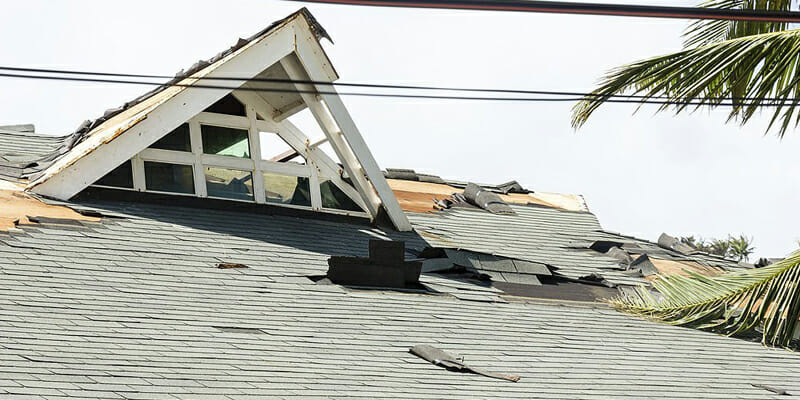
1;0;798;259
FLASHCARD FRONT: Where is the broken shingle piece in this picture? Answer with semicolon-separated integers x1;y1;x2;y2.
476;254;516;273
217;262;248;269
512;260;551;276
409;344;519;382
463;183;516;215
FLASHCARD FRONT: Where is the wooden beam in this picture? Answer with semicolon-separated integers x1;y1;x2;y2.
233;89;370;214
278;57;382;219
291;23;412;231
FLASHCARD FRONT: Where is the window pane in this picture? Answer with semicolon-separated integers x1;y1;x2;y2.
259;132;304;163
320;180;362;211
95;160;133;188
204;94;246;116
201;125;250;158
144;162;194;194
205;167;253;201
263;173;311;207
150;123;191;152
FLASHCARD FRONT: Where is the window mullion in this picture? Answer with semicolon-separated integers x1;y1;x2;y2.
189;119;207;198
132;155;146;191
309;161;321;210
247;105;266;204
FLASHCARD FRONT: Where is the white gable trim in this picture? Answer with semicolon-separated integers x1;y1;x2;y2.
30;20;296;199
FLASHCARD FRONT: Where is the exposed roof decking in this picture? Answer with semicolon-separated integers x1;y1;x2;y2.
0;203;798;399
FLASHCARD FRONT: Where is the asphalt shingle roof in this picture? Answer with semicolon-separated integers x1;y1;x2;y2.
1;201;799;399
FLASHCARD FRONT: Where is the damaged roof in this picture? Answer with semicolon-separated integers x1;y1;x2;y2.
0;125;80;181
13;8;329;189
1;199;799;399
0;8;785;399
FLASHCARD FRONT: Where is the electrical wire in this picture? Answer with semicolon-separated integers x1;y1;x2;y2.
0;65;793;105
2;65;664;100
287;0;800;22
0;71;793;107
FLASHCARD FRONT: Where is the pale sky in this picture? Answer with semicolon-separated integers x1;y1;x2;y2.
1;0;798;259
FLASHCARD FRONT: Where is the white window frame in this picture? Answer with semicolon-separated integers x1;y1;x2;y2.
92;107;369;217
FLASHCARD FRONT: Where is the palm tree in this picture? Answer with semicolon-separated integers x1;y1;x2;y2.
613;250;800;348
710;238;732;257
572;0;799;137
575;2;799;347
728;234;755;261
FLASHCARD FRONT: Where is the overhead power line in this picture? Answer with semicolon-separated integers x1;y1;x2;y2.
289;0;800;22
0;65;792;104
0;70;790;107
0;69;795;108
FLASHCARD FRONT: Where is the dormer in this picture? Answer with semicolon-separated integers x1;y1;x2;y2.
26;9;411;231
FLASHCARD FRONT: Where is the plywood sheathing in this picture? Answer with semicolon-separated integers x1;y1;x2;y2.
0;190;99;231
645;257;725;281
387;179;588;213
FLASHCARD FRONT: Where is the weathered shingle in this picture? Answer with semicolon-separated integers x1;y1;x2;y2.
0;200;798;399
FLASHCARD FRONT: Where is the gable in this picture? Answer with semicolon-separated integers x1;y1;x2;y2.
26;9;411;231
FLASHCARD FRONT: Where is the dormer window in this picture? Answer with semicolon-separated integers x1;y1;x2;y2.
90;93;369;217
94;160;134;189
201;125;250;158
150;124;191;152
31;10;412;230
143;161;195;194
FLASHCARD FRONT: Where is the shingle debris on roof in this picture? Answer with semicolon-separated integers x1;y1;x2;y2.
408;203;648;286
410;344;521;382
0;125;84;181
1;199;799;398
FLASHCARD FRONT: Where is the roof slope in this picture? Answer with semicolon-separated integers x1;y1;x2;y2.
1;201;798;399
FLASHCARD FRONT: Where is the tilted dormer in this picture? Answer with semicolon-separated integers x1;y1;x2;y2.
26;9;411;231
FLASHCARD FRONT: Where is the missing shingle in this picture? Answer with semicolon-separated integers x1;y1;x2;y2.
326;240;422;289
214;326;264;334
217;262;248;269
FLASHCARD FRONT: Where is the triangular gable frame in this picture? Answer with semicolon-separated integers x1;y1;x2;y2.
28;10;411;231
131;92;369;213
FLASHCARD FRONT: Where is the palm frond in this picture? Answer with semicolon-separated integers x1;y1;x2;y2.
612;250;800;348
571;29;800;138
683;0;792;48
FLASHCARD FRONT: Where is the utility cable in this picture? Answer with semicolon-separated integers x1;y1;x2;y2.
0;71;793;107
0;65;793;104
288;0;800;22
